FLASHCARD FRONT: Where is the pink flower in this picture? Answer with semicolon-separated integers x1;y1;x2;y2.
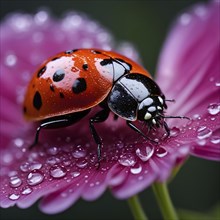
0;1;219;214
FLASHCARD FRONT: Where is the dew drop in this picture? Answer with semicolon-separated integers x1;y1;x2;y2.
20;161;42;172
20;162;30;172
210;136;220;144
179;13;191;25
9;193;20;200
136;145;154;162
193;114;201;120
197;139;206;146
215;82;220;87
27;170;44;186
155;147;168;158
71;171;81;177
194;5;207;17
2;153;13;164
72;145;87;159
13;138;24;148
118;153;136;167
9;176;22;188
34;10;48;25
130;163;142;174
5;54;17;67
170;127;180;137
76;159;88;169
207;103;220;115
47;146;59;155
29;162;42;170
46;156;61;165
21;187;32;195
197;126;212;140
50;165;67;179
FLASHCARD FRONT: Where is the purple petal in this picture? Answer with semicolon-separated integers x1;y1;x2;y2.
156;0;220;160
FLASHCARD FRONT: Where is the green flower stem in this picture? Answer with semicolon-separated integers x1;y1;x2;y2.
128;195;148;220
152;182;179;220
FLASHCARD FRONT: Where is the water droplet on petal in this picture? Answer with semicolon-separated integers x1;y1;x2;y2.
210;136;220;144
13;138;24;148
27;170;44;186
21;187;32;195
20;162;30;172
29;162;42;170
197;126;212;140
9;193;20;200
76;159;88;169
9;176;22;188
136;145;154;162
2;153;13;164
170;127;181;137
72;145;87;158
194;5;207;17
207;103;220;115
46;156;61;165
71;171;81;177
215;82;220;87
5;54;17;67
50;165;67;179
130;163;142;174
197;139;206;146
118;153;136;167
155;147;168;158
47;146;59;155
179;13;191;25
34;10;49;25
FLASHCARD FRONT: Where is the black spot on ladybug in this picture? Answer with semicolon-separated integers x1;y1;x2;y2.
100;59;112;66
23;106;27;114
72;78;87;94
65;49;78;54
37;66;46;78
59;92;65;98
53;69;65;82
50;84;55;92
92;50;102;54
82;63;88;70
33;91;42;110
51;57;60;61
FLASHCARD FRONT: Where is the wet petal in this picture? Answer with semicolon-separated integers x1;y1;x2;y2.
156;1;220;160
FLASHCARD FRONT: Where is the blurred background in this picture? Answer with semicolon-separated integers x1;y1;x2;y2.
0;0;219;219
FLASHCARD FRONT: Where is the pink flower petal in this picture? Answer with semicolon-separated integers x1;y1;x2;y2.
156;0;220;160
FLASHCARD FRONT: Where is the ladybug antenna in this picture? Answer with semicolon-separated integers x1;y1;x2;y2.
165;99;175;103
158;113;190;120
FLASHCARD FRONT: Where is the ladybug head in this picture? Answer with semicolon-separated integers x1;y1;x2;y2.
137;95;167;127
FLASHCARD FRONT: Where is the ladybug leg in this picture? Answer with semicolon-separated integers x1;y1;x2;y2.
30;110;91;149
89;108;110;168
126;121;158;144
29;118;70;149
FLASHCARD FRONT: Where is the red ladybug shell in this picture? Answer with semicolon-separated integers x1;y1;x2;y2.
23;49;151;121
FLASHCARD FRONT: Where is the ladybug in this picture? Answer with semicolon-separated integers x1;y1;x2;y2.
23;49;187;165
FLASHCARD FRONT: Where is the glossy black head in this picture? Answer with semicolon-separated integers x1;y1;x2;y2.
108;73;167;127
